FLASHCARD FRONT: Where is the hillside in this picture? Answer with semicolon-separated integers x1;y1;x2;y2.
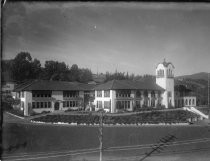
175;72;209;105
176;72;209;81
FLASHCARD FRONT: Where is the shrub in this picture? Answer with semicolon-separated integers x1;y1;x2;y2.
7;108;24;117
31;109;198;125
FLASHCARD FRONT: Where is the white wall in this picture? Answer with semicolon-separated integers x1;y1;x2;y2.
156;63;175;108
52;91;63;110
23;91;32;116
110;90;116;113
94;90;112;112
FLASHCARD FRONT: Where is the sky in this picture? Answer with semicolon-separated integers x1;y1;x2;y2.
2;2;210;76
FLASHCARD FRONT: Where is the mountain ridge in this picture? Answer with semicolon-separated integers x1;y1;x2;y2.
176;72;209;81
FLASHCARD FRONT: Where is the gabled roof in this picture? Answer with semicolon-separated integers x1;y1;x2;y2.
14;80;96;91
94;79;164;91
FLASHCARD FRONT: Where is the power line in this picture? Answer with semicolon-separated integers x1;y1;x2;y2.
106;146;210;161
99;110;104;161
208;72;210;118
139;134;177;161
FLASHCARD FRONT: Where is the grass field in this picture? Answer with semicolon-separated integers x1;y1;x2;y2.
2;112;210;161
2;121;210;161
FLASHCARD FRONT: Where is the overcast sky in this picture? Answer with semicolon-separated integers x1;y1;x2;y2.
3;2;210;76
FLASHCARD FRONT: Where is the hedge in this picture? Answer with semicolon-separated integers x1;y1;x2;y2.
32;110;198;125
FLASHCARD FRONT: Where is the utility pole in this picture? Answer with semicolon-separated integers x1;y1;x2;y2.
208;73;210;119
99;110;103;161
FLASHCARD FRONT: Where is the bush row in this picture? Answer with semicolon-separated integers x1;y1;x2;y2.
7;108;24;117
32;110;198;125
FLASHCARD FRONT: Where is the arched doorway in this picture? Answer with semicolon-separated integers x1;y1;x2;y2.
54;102;60;110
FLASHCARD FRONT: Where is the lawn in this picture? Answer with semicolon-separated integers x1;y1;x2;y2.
2;122;210;158
2;111;210;161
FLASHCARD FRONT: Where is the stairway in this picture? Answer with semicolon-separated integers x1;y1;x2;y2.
183;106;209;119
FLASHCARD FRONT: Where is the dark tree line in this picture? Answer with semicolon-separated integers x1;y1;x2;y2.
104;71;155;82
2;52;156;84
2;52;93;83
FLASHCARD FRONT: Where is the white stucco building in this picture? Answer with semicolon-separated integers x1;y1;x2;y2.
93;79;164;113
15;80;95;116
14;60;197;116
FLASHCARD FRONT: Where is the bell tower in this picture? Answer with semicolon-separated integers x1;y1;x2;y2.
156;59;175;108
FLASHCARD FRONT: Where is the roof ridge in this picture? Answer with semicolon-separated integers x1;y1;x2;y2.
21;80;38;91
110;79;116;89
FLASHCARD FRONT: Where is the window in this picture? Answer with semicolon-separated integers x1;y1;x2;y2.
21;92;24;98
104;101;111;109
48;102;51;108
144;99;148;106
63;91;79;98
67;101;69;107
189;99;191;106
97;91;102;97
41;102;43;108
116;101;130;110
185;99;188;105
97;101;102;108
32;102;35;109
63;101;66;107
127;101;130;109
157;69;165;77
104;90;110;97
32;102;52;108
151;91;155;98
151;100;155;107
116;90;131;97
32;91;52;98
192;99;195;105
136;101;141;108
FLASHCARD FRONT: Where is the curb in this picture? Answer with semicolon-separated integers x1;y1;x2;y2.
6;112;25;119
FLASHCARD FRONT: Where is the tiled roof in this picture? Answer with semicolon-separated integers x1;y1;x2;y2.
14;79;164;92
156;59;175;68
94;79;164;91
14;80;96;91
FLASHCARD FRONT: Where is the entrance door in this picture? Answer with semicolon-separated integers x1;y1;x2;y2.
54;102;59;110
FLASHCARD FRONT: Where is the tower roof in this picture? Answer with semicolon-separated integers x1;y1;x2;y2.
156;59;175;68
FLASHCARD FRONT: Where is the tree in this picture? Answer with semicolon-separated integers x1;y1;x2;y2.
31;58;41;79
69;64;79;81
44;61;69;80
11;52;42;81
78;68;93;83
11;52;32;81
